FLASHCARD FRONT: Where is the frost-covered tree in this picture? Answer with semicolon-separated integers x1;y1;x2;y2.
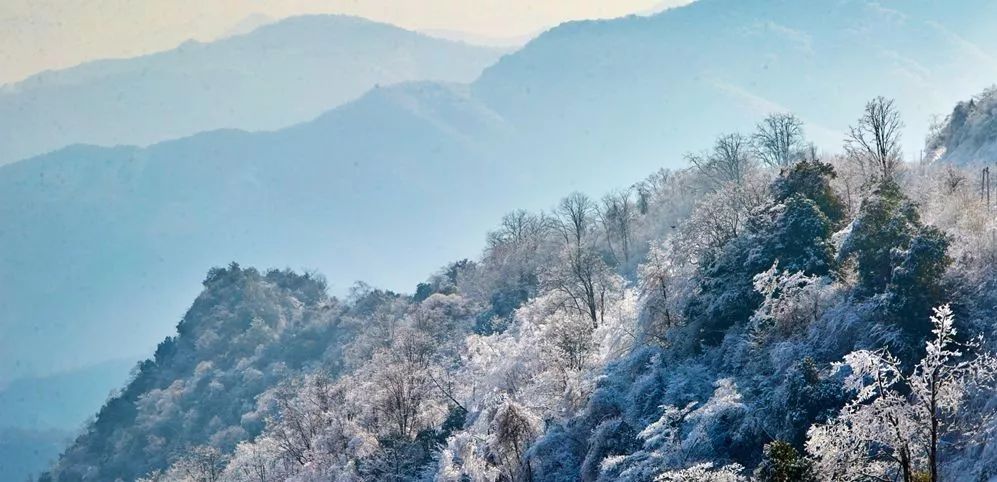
159;446;227;482
541;192;622;328
845;96;904;182
357;330;450;441
687;133;757;188
541;247;618;330
542;196;622;330
753;440;812;482
488;399;544;481
806;305;997;482
754;113;805;168
637;242;696;345
674;184;751;264
603;378;756;481
263;375;334;465
599;189;637;267
749;264;835;343
770;159;846;227
411;293;473;343
478;210;554;320
438;273;638;481
221;437;290;482
556;192;597;249
839;180;951;336
687;162;840;344
654;462;746;482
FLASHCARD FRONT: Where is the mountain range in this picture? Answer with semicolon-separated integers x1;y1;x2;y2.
0;14;505;166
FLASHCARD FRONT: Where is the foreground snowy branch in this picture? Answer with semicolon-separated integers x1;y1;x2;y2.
806;305;997;482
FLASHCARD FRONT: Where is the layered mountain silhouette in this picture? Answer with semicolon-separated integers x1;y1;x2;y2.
0;14;506;166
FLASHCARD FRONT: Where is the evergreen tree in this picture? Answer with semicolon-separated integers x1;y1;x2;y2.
839;180;951;337
754;440;813;482
689;161;843;344
771;159;846;227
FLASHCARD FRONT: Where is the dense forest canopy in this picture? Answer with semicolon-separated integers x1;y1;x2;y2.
36;92;997;482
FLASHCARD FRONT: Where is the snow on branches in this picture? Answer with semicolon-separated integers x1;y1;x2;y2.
806;305;997;482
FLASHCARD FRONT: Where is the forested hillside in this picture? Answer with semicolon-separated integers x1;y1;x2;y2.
8;0;997;393
42;97;997;481
45;266;358;481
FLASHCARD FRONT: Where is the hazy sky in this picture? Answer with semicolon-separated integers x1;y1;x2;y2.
0;0;692;85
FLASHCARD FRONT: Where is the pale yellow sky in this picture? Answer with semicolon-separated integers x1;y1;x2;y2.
0;0;692;85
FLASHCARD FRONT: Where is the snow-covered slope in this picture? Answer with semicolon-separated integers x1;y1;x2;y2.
927;86;997;166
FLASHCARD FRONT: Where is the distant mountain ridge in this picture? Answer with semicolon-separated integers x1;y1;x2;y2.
0;360;134;481
0;14;505;166
469;0;997;181
0;359;134;431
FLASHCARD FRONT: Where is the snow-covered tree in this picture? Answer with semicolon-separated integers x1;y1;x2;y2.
654;462;746;482
750;263;835;343
806;304;997;481
753;113;806;169
637;242;693;345
599;189;638;267
838;180;952;336
603;378;755;481
845;96;904;182
221;437;291;482
151;446;227;482
487;399;544;481
687;133;757;188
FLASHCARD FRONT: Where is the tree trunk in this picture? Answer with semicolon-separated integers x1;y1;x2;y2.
900;447;913;482
930;372;939;482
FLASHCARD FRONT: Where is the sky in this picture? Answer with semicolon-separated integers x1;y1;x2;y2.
0;0;692;85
